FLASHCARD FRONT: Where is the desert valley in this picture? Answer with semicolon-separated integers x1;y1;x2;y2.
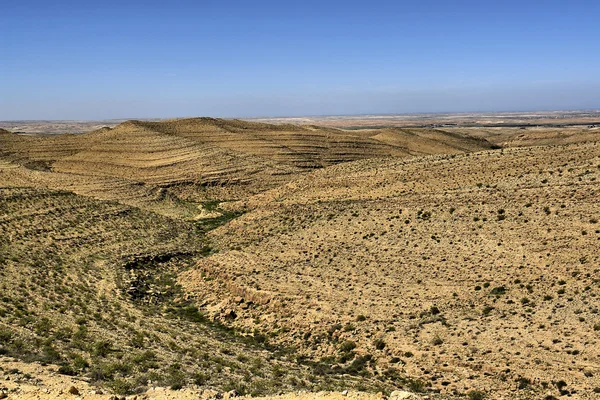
0;114;599;399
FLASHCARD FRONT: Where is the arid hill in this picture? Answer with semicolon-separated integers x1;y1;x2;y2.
134;118;409;169
0;185;397;397
181;141;600;399
3;118;600;399
0;118;497;218
52;121;302;187
443;126;600;148
369;128;499;156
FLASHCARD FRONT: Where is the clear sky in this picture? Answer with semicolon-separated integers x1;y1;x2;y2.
1;0;599;120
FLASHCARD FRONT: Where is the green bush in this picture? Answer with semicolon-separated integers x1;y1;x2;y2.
340;340;357;352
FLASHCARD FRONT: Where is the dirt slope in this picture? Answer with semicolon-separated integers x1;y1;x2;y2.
124;118;410;169
181;142;600;399
0;118;497;219
443;126;600;148
370;128;497;156
0;186;401;397
6;120;600;399
52;121;301;187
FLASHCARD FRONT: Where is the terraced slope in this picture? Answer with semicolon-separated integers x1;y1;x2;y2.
0;187;210;391
370;128;499;156
131;118;411;169
0;155;202;219
443;126;600;148
5;120;600;399
0;186;398;397
0;122;305;217
0;130;96;171
182;142;600;399
0;119;499;219
52;121;301;187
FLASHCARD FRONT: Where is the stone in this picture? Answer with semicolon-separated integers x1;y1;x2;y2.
68;386;80;395
224;390;239;399
389;390;420;400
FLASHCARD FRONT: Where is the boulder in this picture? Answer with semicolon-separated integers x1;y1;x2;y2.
67;385;79;395
389;390;420;400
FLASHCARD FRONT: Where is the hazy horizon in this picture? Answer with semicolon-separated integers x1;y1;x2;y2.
3;106;600;123
2;0;599;120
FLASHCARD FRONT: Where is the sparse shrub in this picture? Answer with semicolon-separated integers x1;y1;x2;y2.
490;286;507;296
192;371;208;385
167;363;185;390
130;331;145;348
432;336;443;346
41;345;62;363
345;354;370;374
93;340;112;358
468;390;486;400
373;339;386;350
543;207;551;215
72;355;89;371
58;364;76;376
107;378;133;395
0;329;12;344
406;378;426;393
516;377;531;389
34;317;52;336
340;340;357;352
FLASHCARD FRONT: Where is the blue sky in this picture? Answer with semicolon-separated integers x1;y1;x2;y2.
1;0;599;119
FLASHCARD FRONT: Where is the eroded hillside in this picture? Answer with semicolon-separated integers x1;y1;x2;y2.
0;119;496;219
2;119;599;399
0;186;399;397
181;142;600;399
